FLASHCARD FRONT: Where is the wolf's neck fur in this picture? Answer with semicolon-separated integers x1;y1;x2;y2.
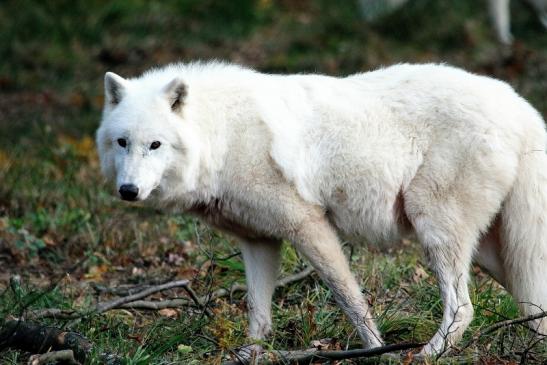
157;72;262;213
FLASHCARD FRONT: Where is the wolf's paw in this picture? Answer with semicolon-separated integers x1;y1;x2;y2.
418;340;453;360
233;343;263;364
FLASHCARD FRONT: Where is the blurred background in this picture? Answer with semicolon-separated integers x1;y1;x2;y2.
1;0;546;363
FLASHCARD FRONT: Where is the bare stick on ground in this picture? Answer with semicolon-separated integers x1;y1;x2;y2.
96;278;213;316
29;279;193;320
222;342;425;365
28;308;79;320
478;310;547;337
27;280;201;319
111;267;314;311
205;266;315;303
0;320;123;365
119;298;191;310
275;266;314;287
95;279;191;313
459;310;547;352
6;268;315;362
0;320;92;363
28;350;79;365
31;267;314;318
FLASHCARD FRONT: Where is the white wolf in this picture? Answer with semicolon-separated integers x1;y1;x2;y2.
96;61;547;356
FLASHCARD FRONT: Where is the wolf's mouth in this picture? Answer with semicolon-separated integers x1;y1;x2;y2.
146;185;162;201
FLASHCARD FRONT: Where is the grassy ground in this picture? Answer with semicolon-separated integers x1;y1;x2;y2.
1;0;547;363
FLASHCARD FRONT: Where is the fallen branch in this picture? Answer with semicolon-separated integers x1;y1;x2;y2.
114;267;315;311
0;320;122;365
28;279;192;320
119;298;190;310
28;308;79;320
91;283;155;296
30;267;314;320
90;274;177;296
457;310;547;354
478;310;547;337
97;279;212;316
0;320;92;363
28;350;79;365
181;283;213;316
222;342;425;365
95;279;191;313
276;266;314;287
204;266;315;303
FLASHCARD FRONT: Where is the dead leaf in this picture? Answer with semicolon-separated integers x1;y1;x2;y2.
401;238;413;246
402;350;414;365
141;244;158;257
127;333;143;344
159;308;179;318
412;265;429;283
0;150;11;170
57;135;97;162
310;338;340;351
178;267;199;279
42;235;56;247
68;91;86;108
167;252;185;266
131;267;144;277
84;264;109;281
182;240;196;254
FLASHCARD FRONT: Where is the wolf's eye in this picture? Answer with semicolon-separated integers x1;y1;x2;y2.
117;138;127;148
150;141;161;150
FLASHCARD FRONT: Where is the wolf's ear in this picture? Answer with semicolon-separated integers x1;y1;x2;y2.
104;72;127;107
163;78;187;112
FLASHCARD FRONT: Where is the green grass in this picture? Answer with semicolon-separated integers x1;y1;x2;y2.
1;0;547;363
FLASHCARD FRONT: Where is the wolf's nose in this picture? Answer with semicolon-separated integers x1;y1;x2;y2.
119;184;139;201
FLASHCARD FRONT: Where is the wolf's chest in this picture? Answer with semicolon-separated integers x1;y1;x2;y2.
187;198;268;242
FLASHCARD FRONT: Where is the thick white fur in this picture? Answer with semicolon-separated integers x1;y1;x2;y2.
96;61;547;356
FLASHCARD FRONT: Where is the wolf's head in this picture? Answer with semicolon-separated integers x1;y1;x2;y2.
96;72;201;203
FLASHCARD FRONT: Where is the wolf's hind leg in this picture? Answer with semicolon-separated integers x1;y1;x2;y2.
415;221;475;356
291;218;384;349
240;239;282;342
406;191;498;355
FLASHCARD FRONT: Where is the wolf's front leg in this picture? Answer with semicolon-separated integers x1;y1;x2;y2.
291;219;384;349
240;239;282;347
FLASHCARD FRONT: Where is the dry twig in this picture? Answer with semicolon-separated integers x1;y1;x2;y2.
222;342;425;365
4;268;315;362
94;279;190;313
0;321;122;364
0;320;92;363
28;308;79;320
457;310;547;355
119;298;190;310
204;266;315;303
28;350;79;365
478;310;547;337
29;267;313;319
28;279;193;320
114;267;315;311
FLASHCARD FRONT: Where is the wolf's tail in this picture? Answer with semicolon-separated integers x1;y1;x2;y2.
501;122;547;333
